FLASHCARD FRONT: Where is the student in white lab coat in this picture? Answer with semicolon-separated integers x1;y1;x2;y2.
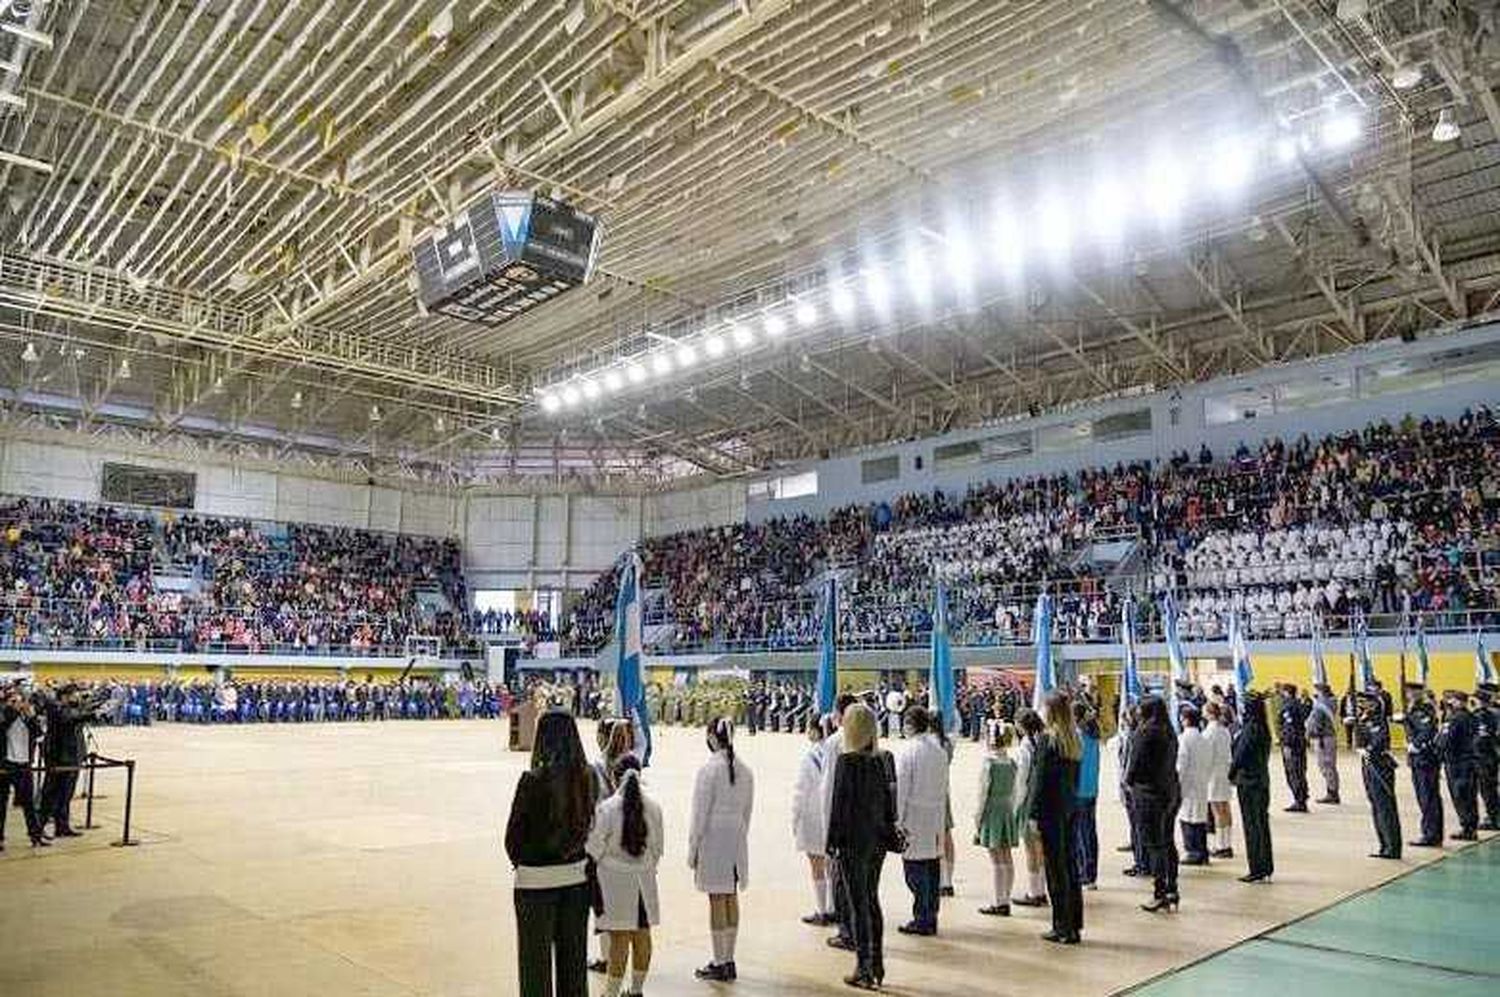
792;714;835;925
689;717;755;983
1176;705;1214;865
896;705;951;935
586;756;663;997
1203;701;1236;858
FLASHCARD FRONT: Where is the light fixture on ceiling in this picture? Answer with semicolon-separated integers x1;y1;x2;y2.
434;415;446;432
674;341;697;368
704;332;727;358
830;282;856;319
650;352;673;377
794;300;818;327
602;368;624;392
626;361;647;384
1321;110;1361;149
289;389;303;409
490;425;503;442
581;378;601;401
20;341;37;363
1432;107;1460;143
369;404;382;422
211;375;226;395
730;321;755;349
1391;64;1422;90
117;358;131;380
560;383;581;407
799;353;812;373
763;312;786;337
540;392;561;413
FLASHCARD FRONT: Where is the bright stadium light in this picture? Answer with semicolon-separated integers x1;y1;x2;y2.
992;203;1025;280
731;321;756;349
704;331;727;357
1322;111;1361;149
540;393;561;413
1144;147;1186;225
1088;176;1128;248
1210;134;1255;194
674;341;697;368
903;246;935;309
626;360;647;384
651;352;673;377
1037;195;1071;263
581;378;601;401
862;265;892;317
944;227;976;291
1276;134;1298;164
794;299;818;327
560;383;581;407
602;368;624;392
763;312;787;337
831;281;856;319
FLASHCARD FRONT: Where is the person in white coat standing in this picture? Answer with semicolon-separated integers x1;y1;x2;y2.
1176;705;1214;865
792;715;835;926
587;756;663;997
689;716;755;983
896;705;950;935
1203;701;1236;858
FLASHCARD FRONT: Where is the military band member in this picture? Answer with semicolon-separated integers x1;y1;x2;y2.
1473;684;1499;831
1398;684;1445;847
1439;690;1479;841
1353;691;1401;859
1306;684;1340;804
1276;684;1310;812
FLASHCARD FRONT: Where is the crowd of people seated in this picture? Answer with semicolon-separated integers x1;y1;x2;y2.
562;407;1500;653
0;497;472;654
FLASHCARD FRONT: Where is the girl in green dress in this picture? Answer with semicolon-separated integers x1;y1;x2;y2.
974;720;1019;915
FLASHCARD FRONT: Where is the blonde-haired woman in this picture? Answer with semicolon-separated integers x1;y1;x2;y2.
1028;692;1084;944
974;720;1019;916
825;702;898;990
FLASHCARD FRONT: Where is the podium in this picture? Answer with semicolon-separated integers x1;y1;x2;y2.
509;700;539;752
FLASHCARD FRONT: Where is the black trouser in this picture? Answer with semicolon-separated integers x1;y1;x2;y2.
1123;790;1147;872
901;857;940;932
1180;820;1210;863
1237;782;1274;878
1282;742;1309;806
1136;793;1180;899
514;882;591;997
1446;764;1478;835
41;766;79;831
1;761;44;842
1477;759;1499;826
1362;758;1402;857
831;853;854;943
1410;758;1444;843
1070;798;1098;885
1039;814;1083;939
842;849;886;980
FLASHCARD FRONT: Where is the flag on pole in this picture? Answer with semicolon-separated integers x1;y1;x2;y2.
1310;614;1330;689
816;576;839;715
929;583;959;734
1119;596;1143;731
1413;614;1431;688
612;553;651;764
1477;629;1497;688
1032;591;1054;714
1354;608;1376;690
1162;592;1189;731
1229;609;1254;702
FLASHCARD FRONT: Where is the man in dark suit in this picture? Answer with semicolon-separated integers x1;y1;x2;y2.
40;684;94;838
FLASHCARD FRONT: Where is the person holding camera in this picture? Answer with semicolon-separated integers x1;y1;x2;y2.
40;684;95;838
2;684;49;849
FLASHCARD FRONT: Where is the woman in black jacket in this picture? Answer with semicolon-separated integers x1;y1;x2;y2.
1029;692;1084;944
1229;693;1274;883
505;711;599;997
826;702;898;990
1126;695;1181;911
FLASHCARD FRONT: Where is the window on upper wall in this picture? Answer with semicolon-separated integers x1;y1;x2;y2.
861;455;900;484
1361;341;1500;397
1092;408;1153;441
748;470;819;501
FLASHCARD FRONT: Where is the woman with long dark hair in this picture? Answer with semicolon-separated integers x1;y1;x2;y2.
505;711;598;997
1028;692;1084;944
689;717;755;982
586;755;663;997
1127;695;1181;912
1229;692;1275;883
826;702;897;989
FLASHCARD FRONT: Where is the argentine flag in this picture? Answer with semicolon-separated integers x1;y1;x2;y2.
1119;596;1143;731
1229;610;1254;702
1354;608;1376;690
1478;630;1496;687
1309;614;1329;689
930;583;959;735
613;552;651;764
816;576;839;715
1163;592;1189;731
1032;591;1054;714
1413;615;1431;688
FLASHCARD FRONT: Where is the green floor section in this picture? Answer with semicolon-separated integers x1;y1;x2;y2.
1128;839;1500;996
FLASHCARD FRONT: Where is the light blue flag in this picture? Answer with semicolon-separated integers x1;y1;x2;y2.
1354;608;1376;691
1032;591;1054;714
929;583;959;734
1414;615;1431;688
816;576;839;715
1119;596;1143;731
1477;630;1497;688
613;552;651;764
1310;614;1330;689
1163;592;1189;732
1229;610;1254;702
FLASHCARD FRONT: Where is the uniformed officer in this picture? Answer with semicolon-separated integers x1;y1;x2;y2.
1277;684;1311;812
1353;691;1402;859
1306;684;1341;804
1474;684;1499;830
1439;690;1480;841
1397;684;1445;847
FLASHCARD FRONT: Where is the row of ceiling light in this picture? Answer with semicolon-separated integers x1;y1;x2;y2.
532;105;1391;416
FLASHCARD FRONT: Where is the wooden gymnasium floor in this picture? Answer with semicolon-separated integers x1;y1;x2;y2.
0;719;1491;997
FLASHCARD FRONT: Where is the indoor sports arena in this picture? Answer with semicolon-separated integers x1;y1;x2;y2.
1;2;1498;996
